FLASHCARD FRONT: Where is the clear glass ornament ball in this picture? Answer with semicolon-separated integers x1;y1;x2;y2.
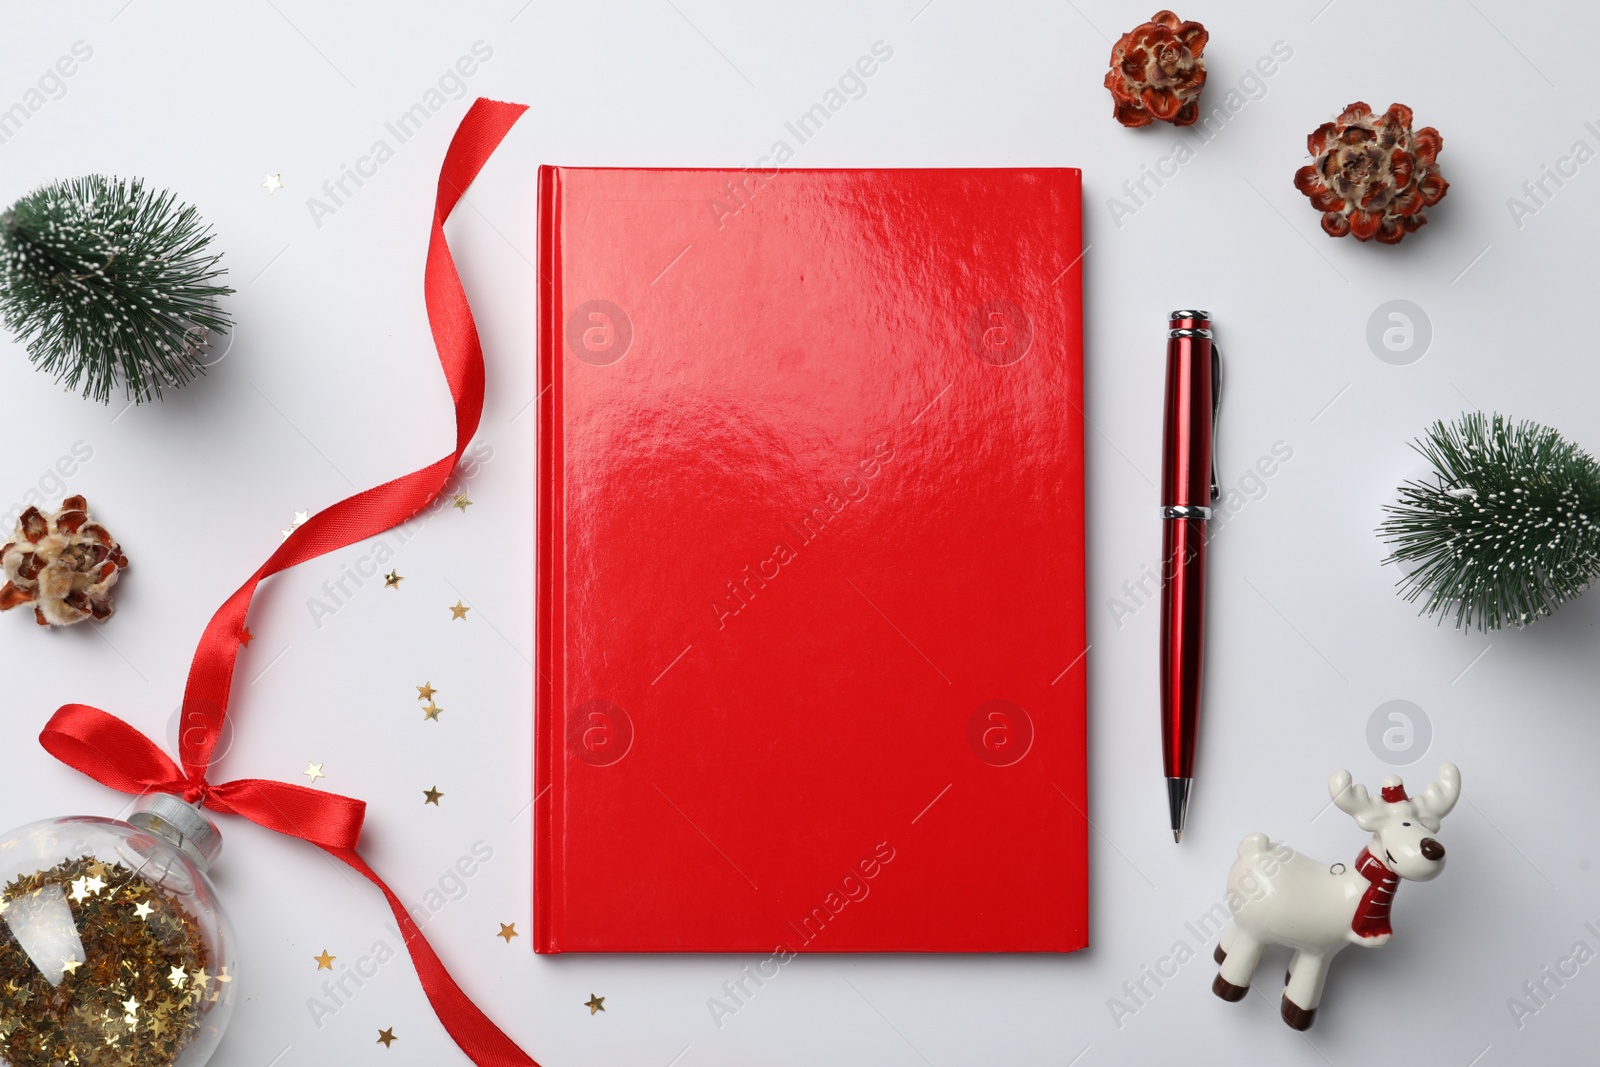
0;795;235;1067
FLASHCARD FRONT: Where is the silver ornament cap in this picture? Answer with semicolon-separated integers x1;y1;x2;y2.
128;793;223;871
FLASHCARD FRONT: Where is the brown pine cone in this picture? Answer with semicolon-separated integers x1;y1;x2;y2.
1294;102;1448;243
1104;11;1209;127
1;496;128;626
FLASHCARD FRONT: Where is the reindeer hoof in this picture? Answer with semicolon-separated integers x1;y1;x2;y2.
1280;996;1315;1030
1213;945;1226;965
1212;974;1247;1002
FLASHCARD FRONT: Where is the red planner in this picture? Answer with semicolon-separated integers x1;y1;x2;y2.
536;166;1087;952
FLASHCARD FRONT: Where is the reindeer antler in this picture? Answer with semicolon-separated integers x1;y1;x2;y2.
1328;769;1389;830
1411;763;1461;831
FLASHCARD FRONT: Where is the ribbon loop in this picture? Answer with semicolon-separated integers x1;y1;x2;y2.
41;704;190;796
41;99;537;1067
205;780;367;852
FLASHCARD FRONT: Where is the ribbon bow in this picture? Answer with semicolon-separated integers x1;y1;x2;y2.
40;98;539;1067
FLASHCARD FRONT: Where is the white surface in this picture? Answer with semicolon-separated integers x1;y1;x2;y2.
2;1;1598;1064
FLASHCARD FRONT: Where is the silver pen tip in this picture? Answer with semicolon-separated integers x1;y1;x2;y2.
1166;777;1192;845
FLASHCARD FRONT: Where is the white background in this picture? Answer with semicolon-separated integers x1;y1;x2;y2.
2;1;1598;1064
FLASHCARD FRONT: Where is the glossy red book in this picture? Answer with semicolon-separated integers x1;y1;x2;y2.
536;166;1087;952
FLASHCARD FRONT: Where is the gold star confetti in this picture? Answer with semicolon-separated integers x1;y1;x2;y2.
377;1028;397;1048
423;786;444;806
497;923;518;943
281;509;309;541
1;855;217;1061
417;682;437;701
384;570;403;590
422;702;442;722
190;968;211;988
132;901;154;920
314;950;336;971
168;966;189;989
240;626;254;647
453;492;473;512
449;600;470;620
261;173;284;194
304;761;325;784
584;993;605;1014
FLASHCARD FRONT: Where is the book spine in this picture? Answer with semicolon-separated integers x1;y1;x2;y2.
1063;171;1091;948
534;164;561;953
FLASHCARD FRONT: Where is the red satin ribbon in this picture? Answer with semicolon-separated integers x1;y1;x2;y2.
40;98;539;1067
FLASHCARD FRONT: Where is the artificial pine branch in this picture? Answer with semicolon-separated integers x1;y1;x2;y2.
0;175;233;404
1380;412;1600;631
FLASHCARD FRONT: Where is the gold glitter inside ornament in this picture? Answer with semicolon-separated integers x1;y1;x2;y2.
0;800;234;1067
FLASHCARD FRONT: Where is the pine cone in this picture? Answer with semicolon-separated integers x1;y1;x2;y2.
1104;11;1209;127
0;496;128;626
1294;102;1448;243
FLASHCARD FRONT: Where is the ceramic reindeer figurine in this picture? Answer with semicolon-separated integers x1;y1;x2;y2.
1211;764;1460;1030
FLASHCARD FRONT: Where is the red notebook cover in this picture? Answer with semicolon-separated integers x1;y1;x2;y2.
536;166;1087;952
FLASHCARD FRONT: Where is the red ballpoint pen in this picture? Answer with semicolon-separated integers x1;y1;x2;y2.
1160;309;1220;843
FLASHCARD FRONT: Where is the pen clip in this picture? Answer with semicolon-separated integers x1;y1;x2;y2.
1209;341;1222;501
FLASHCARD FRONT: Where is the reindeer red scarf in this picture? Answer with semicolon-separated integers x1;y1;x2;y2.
1351;847;1400;938
1350;781;1410;938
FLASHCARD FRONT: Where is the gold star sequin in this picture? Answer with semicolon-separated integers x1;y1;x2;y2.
120;997;139;1018
497;923;518;943
384;570;403;590
132;901;154;920
61;958;81;975
69;877;92;903
314;950;336;971
261;173;284;194
416;682;437;701
190;968;211;988
168;966;188;989
453;492;473;512
423;786;444;806
377;1028;397;1048
304;761;325;784
449;600;470;620
281;509;309;541
422;702;442;722
584;994;605;1014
